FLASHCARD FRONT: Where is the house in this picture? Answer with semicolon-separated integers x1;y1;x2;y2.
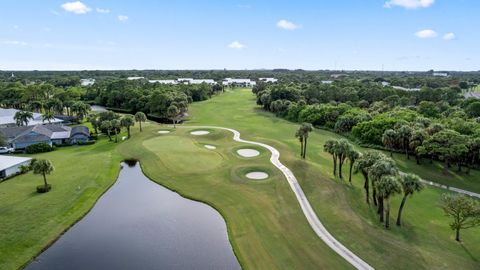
0;156;32;180
127;76;145;80
190;79;216;85
433;72;449;77
321;80;333;84
222;78;256;87
149;80;178;85
259;78;278;83
0;108;63;127
80;78;95;86
0;124;90;150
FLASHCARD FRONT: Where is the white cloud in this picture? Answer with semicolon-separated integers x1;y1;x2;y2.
384;0;434;9
276;19;299;30
117;15;129;22
61;1;91;14
415;29;437;38
96;8;110;14
1;40;28;46
443;32;456;40
228;41;246;49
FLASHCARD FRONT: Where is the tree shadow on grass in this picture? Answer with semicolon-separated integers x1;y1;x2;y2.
461;243;479;262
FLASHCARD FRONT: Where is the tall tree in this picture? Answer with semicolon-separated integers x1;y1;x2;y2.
14;111;34;126
347;149;361;183
397;125;412;159
324;140;339;176
382;129;397;157
376;175;402;228
100;120;112;141
355;151;383;205
111;119;121;143
120;115;135;138
134;112;147;132
42;111;56;124
167;105;180;128
409;129;427;165
368;157;398;221
440;194;480;241
335;139;352;179
396;173;424;226
87;114;99;134
32;159;54;193
295;127;304;158
300;123;313;159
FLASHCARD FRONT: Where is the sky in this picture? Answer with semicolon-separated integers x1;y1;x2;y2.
0;0;478;71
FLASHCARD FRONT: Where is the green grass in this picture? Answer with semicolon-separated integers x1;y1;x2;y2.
1;89;479;269
0;135;123;270
183;89;480;269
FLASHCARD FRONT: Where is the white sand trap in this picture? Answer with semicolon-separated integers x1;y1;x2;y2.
190;130;210;136
158;130;170;134
204;145;216;150
237;149;260;158
246;172;269;180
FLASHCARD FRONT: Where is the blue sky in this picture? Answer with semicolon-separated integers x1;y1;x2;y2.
0;0;478;71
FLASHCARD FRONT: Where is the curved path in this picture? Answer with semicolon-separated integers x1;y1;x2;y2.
185;126;374;270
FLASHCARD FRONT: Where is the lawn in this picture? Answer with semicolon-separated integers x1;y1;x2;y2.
0;135;123;270
1;89;479;270
183;88;480;269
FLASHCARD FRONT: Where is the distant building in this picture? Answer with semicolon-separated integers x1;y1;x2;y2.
433;72;449;77
127;77;145;80
321;80;333;84
392;86;421;92
190;79;216;85
381;81;390;87
80;78;95;86
148;80;178;85
0;124;90;150
222;78;256;87
0;156;32;180
0;108;63;127
464;92;480;99
258;78;278;83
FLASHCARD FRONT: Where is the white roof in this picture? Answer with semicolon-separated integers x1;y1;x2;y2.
190;79;215;84
149;80;178;84
0;108;63;126
0;155;32;171
127;77;145;80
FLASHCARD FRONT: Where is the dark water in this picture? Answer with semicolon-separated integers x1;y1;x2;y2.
26;162;240;270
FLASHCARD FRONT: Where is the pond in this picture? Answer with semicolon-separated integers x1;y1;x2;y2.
26;162;240;270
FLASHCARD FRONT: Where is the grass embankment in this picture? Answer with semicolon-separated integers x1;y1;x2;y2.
183;89;480;269
0;136;123;270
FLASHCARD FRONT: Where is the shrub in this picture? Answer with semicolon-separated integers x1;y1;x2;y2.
36;184;52;193
25;143;53;154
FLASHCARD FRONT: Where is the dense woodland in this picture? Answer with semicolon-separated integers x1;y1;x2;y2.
253;78;480;174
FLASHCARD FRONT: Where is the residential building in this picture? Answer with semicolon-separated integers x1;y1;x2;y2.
127;76;145;80
222;78;256;87
0;108;63;127
259;78;278;83
0;124;90;150
149;80;178;85
433;72;449;77
0;156;32;180
80;78;95;86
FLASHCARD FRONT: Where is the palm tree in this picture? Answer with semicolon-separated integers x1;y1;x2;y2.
101;120;112;141
409;129;427;165
397;125;412;159
324;140;338;176
347;149;361;183
355;151;383;204
134;112;147;132
382;129;397;157
335;139;352;179
14;111;34;126
72;101;90;121
295;127;305;158
111;119;121;143
396;173;424;226
167;105;180;128
369;158;398;222
28;100;43;113
120;115;135;138
300;123;313;159
376;175;402;228
42;111;56;124
87;114;99;134
32;159;54;192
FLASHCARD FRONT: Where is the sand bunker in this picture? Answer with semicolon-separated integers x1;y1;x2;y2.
237;149;260;158
190;130;210;136
204;145;217;150
158;130;170;134
245;172;269;180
